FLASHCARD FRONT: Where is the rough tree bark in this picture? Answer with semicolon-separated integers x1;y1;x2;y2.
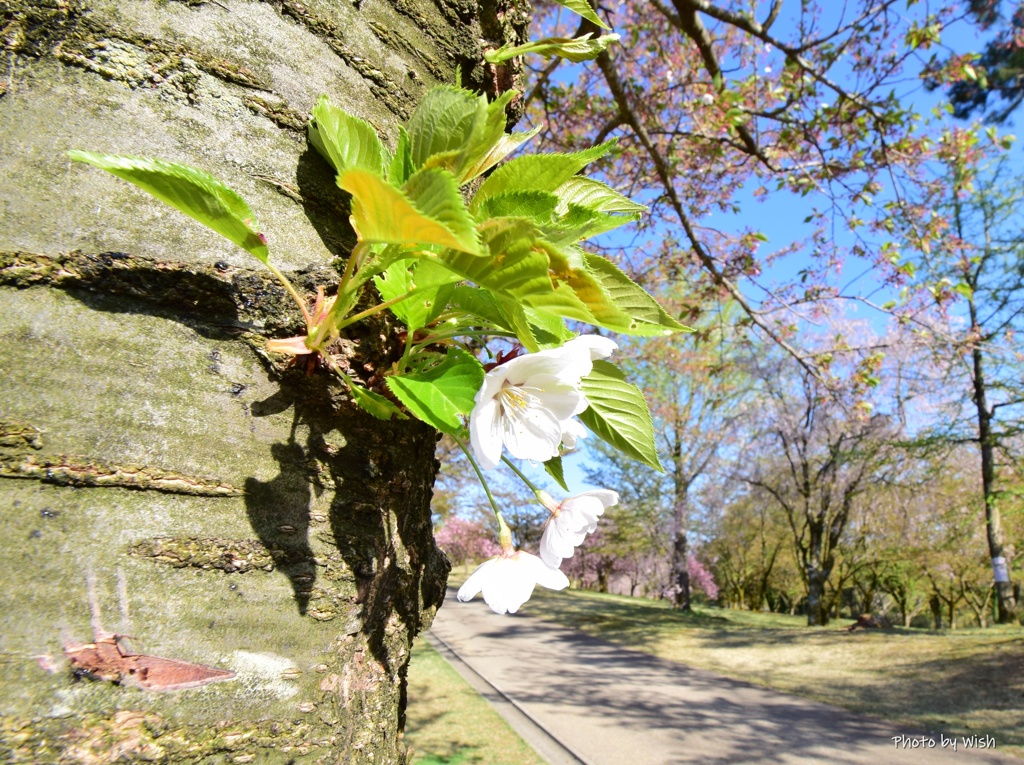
0;0;527;762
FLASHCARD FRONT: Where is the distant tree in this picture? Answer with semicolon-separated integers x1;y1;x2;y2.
584;315;749;608
704;484;789;611
434;517;502;570
746;363;898;626
907;155;1024;623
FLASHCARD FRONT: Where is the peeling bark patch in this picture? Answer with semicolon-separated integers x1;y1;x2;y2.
129;536;315;572
62;711;169;765
0;455;243;496
0;421;44;450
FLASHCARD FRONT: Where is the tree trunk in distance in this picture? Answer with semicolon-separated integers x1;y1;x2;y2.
0;0;527;761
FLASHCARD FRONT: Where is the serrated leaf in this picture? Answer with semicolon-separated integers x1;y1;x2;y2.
451;288;539;351
348;382;408;421
374;259;459;331
521;305;575;346
403;168;481;252
475;190;559;223
485;34;619;64
584;253;690;335
308;96;388;177
551;0;610;29
68;151;269;262
543;455;569;492
553;177;646;214
407;86;488;177
385;349;484;434
436;217;550;298
389;127;415;186
461;92;542;183
472;142;615;211
339;168;479;253
579;360;663;471
544;204;640;246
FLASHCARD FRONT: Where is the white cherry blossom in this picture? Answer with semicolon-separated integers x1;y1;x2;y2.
457;550;569;615
469;335;616;470
539;489;620;568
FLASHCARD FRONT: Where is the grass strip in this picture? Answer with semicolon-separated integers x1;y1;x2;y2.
405;639;548;765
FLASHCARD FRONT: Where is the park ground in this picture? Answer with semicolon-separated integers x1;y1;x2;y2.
405;582;1024;763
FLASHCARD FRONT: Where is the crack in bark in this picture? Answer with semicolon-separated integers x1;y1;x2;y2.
0;249;320;336
129;536;312;573
0;454;243;496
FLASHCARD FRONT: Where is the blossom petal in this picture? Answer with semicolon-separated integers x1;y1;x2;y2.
568;334;617;361
457;558;498;603
519;552;570;590
500;404;564;463
563;490;619;533
520;375;583;421
560;418;587;450
469;398;505;470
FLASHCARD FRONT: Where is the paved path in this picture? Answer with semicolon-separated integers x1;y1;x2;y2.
429;588;1018;765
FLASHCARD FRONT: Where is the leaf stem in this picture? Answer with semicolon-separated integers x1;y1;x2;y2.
501;455;544;495
334;285;434;332
338;241;370;296
266;263;312;325
452;433;505;525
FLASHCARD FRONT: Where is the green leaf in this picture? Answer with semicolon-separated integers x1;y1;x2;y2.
406;86;488;177
339;167;479;253
485;34;619;64
389;127;415;186
472;142;615;211
385;349;484;434
520;305;575;346
543;455;569;492
308;96;388;177
347;381;408;421
553;177;647;214
579;360;663;471
374;259;458;332
436;217;551;300
403;168;481;252
461;92;542;182
475;190;559;224
550;0;610;29
68;151;270;262
544;204;640;246
583;253;691;335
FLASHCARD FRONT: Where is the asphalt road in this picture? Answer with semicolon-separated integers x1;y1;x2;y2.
428;588;1018;765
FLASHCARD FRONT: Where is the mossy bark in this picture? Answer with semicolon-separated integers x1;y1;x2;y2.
0;0;528;762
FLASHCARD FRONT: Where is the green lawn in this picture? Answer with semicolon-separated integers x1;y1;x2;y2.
404;639;547;765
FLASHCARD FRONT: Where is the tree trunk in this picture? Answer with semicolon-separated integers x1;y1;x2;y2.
0;0;526;762
968;311;1018;623
669;523;691;610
